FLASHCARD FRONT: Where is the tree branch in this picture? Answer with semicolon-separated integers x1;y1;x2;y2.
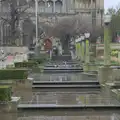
19;5;31;15
0;17;10;24
0;0;6;2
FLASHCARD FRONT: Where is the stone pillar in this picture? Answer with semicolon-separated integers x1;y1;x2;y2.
90;0;93;8
45;1;47;13
98;16;112;84
104;25;111;66
53;0;56;13
81;40;85;62
75;42;79;59
83;39;92;72
98;67;113;84
85;39;90;64
77;42;81;60
78;42;82;60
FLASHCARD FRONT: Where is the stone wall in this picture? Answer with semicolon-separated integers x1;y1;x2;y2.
1;47;29;54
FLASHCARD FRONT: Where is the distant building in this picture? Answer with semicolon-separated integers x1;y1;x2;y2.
0;0;104;46
72;0;104;26
27;0;73;14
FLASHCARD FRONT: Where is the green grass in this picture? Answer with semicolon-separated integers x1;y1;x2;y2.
0;85;11;89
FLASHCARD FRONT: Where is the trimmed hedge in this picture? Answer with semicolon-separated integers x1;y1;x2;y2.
0;86;12;101
0;69;28;80
14;61;38;68
32;66;44;73
32;58;45;64
28;53;50;64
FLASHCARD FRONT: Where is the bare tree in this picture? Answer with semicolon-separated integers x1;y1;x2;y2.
0;0;32;45
50;15;103;54
106;4;120;42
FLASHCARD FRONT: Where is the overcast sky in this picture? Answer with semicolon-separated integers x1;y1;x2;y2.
104;0;120;9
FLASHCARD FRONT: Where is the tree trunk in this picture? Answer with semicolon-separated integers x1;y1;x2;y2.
61;34;70;54
9;2;18;45
90;43;96;63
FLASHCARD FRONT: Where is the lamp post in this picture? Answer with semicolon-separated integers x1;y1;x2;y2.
35;0;38;46
104;14;111;66
34;0;39;57
34;1;51;57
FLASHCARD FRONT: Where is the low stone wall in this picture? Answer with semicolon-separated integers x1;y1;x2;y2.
112;69;120;83
1;47;29;54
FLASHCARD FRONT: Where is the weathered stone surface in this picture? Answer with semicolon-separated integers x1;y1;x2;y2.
98;66;113;84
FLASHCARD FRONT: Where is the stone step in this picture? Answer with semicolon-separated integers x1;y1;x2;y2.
17;104;120;110
32;85;101;89
32;81;99;86
43;69;83;73
52;55;72;61
32;88;101;92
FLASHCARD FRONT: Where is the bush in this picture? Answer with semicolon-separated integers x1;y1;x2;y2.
111;50;119;57
32;66;44;73
14;61;38;68
0;69;28;80
28;53;49;64
0;86;12;101
32;58;45;64
111;60;119;65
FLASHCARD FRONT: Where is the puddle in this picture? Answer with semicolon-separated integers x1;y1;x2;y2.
19;91;120;106
29;73;97;81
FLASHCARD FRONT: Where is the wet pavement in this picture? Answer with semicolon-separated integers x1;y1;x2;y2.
16;115;120;120
29;73;97;81
1;112;120;120
19;91;120;106
1;61;120;119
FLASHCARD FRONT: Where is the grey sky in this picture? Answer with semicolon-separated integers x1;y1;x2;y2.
104;0;120;9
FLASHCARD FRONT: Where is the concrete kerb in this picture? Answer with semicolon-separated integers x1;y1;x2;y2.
0;97;20;113
0;79;31;91
98;66;113;84
101;83;114;98
32;66;44;73
101;83;120;102
13;79;32;91
111;89;120;101
83;63;103;73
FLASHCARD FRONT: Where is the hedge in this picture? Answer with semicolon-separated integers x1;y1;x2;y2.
28;53;49;64
0;86;12;101
111;60;119;65
0;69;28;80
111;50;119;58
14;61;38;68
32;66;44;73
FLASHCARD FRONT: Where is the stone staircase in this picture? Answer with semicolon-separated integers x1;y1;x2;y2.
52;54;72;61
